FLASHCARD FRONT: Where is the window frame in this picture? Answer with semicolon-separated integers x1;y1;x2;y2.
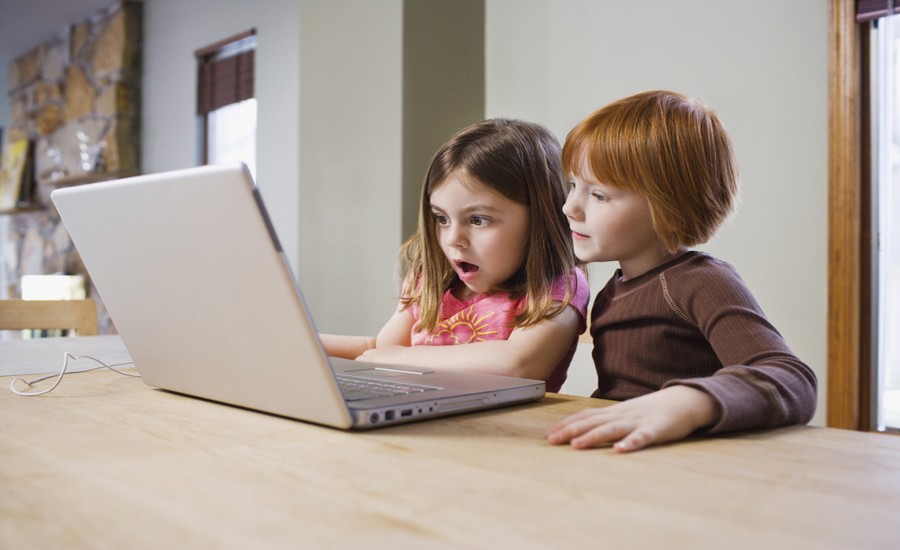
828;0;879;430
195;29;257;165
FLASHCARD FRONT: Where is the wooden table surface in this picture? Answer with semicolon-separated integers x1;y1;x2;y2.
2;336;899;548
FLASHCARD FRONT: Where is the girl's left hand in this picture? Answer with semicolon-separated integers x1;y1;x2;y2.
546;386;719;452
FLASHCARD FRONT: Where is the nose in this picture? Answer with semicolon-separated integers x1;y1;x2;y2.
444;223;468;249
562;191;582;221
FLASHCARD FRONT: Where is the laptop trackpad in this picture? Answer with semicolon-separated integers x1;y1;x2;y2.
343;366;435;376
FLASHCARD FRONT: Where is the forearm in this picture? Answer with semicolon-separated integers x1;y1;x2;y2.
370;341;557;380
667;357;817;433
701;310;818;432
361;308;581;381
319;333;375;360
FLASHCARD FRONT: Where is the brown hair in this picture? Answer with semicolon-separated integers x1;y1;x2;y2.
401;118;576;332
562;90;739;252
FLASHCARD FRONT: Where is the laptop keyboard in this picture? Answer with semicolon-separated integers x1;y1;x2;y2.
336;375;438;402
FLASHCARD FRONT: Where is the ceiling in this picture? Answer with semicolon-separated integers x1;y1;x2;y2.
0;0;114;62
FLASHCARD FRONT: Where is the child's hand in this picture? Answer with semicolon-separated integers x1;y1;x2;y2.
356;345;407;364
546;386;719;452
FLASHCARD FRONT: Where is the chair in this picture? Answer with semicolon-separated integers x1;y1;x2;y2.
0;299;100;336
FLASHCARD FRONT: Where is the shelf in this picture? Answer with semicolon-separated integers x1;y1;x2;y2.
2;172;137;216
37;171;138;187
0;204;45;216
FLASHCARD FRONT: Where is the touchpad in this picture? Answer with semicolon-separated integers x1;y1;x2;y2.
343;366;435;376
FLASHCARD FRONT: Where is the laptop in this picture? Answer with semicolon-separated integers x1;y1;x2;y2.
51;163;544;429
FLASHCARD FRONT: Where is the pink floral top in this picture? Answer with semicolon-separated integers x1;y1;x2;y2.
406;268;590;392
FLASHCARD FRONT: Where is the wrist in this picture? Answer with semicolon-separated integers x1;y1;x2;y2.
669;385;719;431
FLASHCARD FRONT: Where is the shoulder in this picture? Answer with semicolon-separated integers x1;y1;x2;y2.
545;268;590;324
571;267;591;309
663;252;745;289
550;268;590;306
661;252;763;316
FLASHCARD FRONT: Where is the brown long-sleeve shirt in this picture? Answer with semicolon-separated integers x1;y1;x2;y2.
589;251;817;434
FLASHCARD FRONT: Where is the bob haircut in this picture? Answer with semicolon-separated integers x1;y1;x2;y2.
400;118;576;332
562;90;739;253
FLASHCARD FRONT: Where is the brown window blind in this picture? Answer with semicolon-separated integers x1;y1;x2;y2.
196;30;256;115
857;0;900;22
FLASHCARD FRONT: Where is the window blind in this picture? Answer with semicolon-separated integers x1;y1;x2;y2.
196;30;256;115
857;0;900;22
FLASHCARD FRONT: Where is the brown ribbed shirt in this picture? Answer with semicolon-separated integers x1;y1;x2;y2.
589;251;817;434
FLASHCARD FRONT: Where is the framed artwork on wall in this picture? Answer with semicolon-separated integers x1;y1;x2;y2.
0;135;30;210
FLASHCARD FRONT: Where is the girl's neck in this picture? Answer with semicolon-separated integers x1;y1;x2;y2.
451;284;477;302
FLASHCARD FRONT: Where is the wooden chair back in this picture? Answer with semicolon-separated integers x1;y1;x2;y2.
0;299;100;336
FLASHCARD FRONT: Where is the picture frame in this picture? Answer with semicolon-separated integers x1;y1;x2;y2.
0;135;32;210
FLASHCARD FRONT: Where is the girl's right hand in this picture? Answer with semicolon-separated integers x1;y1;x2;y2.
319;334;376;360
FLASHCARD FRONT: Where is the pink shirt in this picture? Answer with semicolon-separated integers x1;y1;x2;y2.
407;268;589;391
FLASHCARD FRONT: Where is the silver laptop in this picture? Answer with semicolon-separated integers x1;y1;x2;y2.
51;163;544;429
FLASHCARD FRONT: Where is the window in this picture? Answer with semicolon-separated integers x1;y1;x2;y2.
830;0;900;432
872;14;900;431
196;30;257;179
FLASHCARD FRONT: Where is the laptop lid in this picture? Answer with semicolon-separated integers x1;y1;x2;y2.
51;164;544;429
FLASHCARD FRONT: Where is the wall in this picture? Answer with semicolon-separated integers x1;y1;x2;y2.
484;0;829;424
402;0;485;239
141;0;301;290
298;0;487;334
297;0;404;334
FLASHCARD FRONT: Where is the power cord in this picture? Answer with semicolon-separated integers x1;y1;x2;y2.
10;353;139;397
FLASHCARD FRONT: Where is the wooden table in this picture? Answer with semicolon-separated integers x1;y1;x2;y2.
2;337;899;548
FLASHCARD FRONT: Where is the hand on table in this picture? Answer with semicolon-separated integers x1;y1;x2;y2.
546;386;719;452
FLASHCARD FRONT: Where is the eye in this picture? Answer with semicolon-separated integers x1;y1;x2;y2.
470;215;488;226
565;181;576;194
590;190;609;202
433;213;449;225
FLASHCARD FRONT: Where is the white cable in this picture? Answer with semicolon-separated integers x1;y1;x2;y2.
10;353;138;397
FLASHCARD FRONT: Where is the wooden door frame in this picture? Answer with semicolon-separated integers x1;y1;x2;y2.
827;0;874;430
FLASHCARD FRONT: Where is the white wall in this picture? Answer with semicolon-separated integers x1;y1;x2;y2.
298;0;403;334
142;0;300;278
485;0;829;425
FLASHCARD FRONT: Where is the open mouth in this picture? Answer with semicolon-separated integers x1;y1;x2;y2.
453;260;478;283
455;261;479;275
